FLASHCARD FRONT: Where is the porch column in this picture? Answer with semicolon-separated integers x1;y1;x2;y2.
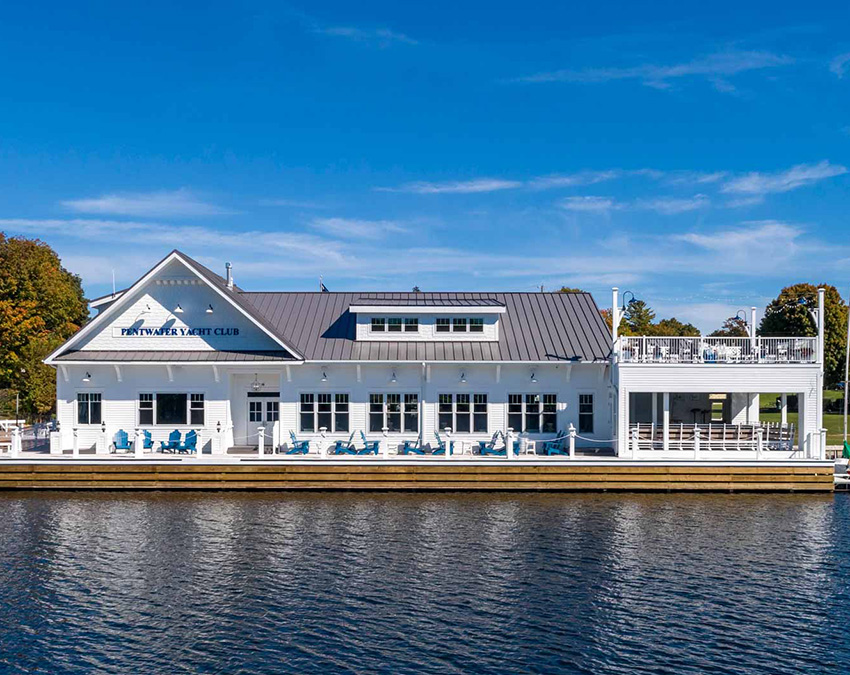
619;388;629;457
662;393;670;453
780;393;788;425
747;393;759;425
651;393;658;426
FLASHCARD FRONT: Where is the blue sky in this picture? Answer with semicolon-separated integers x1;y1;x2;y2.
1;1;849;330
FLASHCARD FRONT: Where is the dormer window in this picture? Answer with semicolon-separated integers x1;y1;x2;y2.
436;318;451;333
387;318;402;333
404;318;418;332
469;317;484;333
452;318;468;332
371;318;386;332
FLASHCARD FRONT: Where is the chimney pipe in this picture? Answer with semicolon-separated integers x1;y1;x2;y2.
225;262;233;290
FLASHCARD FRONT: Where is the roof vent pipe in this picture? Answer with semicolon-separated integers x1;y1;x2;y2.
225;262;233;290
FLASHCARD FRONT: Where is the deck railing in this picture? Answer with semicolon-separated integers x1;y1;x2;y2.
629;422;795;452
618;336;817;364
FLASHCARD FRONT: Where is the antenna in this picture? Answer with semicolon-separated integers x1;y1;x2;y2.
111;269;116;297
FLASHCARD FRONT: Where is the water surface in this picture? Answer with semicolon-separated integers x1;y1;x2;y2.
1;492;847;674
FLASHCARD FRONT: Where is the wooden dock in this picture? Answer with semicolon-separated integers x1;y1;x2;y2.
0;460;835;491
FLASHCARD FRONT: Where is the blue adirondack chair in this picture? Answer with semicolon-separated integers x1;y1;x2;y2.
286;431;310;454
359;431;381;455
478;432;503;456
542;431;568;456
177;430;198;454
112;429;132;453
160;430;181;453
433;431;454;456
142;430;153;450
401;437;426;455
333;432;357;455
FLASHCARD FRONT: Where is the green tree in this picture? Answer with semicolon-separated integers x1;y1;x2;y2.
557;287;585;293
759;283;848;387
0;235;88;418
710;316;749;337
651;317;700;337
622;299;655;335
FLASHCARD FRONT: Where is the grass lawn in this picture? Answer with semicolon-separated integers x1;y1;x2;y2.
760;390;846;445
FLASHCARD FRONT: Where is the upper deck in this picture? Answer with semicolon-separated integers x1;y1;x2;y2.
617;336;818;365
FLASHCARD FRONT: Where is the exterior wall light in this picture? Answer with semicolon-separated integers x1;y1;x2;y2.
460;372;466;383
321;371;328;382
530;372;537;383
174;304;184;314
206;304;214;314
82;372;91;382
390;371;397;383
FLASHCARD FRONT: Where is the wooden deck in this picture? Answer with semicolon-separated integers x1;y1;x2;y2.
0;460;834;491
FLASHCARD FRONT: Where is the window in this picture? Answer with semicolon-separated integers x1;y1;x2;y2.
508;394;558;433
438;393;487;433
139;394;153;426
190;394;205;425
452;318;468;332
387;318;402;333
77;393;101;425
370;393;419;433
371;318;386;332
157;393;187;425
266;401;279;423
579;394;594;434
300;393;348;432
469;317;484;333
404;318;419;333
436;318;450;333
249;401;263;423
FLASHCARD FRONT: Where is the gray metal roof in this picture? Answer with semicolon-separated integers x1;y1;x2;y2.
54;350;296;362
349;295;505;307
240;291;612;362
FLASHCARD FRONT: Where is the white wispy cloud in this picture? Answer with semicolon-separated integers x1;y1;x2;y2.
674;220;803;252
376;178;522;194
830;52;850;78
310;217;407;239
529;170;620;189
720;160;847;195
316;26;417;46
559;196;622;213
61;189;236;218
259;198;326;209
512;50;793;90
636;194;710;214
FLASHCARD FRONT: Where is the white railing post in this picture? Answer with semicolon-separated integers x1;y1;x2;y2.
821;428;828;461
49;428;62;455
214;423;223;455
72;428;79;457
97;422;108;455
445;427;453;458
630;426;639;458
10;425;21;458
693;426;701;460
382;426;390;459
568;424;576;459
505;428;515;460
134;428;144;458
319;427;328;457
756;427;764;460
273;420;281;453
257;426;265;456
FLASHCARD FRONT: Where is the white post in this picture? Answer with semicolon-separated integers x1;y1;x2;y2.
273;420;281;453
568;424;576;459
445;427;453;458
382;426;390;459
662;393;670;453
10;426;20;458
651;393;658;427
97;423;108;455
611;287;619;351
780;393;788;425
257;426;265;456
505;428;515;460
693;426;701;460
72;428;79;458
134;428;144;458
756;427;764;460
214;424;223;455
821;428;828;460
817;288;825;438
750;306;757;357
49;430;62;455
630;426;639;458
319;427;328;457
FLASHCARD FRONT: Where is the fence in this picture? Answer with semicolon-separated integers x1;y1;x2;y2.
619;337;817;364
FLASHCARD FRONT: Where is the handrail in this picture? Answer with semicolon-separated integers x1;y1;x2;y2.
618;336;817;364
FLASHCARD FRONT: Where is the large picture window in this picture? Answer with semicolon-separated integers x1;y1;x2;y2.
369;393;418;432
137;393;205;426
77;393;102;425
300;393;349;432
508;394;557;433
438;393;487;433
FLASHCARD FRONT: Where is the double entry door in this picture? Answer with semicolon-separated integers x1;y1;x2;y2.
247;391;280;447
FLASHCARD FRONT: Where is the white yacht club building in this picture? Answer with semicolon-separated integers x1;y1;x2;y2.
43;250;827;461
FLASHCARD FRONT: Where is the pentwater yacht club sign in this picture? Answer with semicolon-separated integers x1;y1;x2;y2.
113;326;241;337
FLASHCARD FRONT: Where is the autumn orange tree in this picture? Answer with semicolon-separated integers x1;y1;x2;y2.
0;235;88;418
